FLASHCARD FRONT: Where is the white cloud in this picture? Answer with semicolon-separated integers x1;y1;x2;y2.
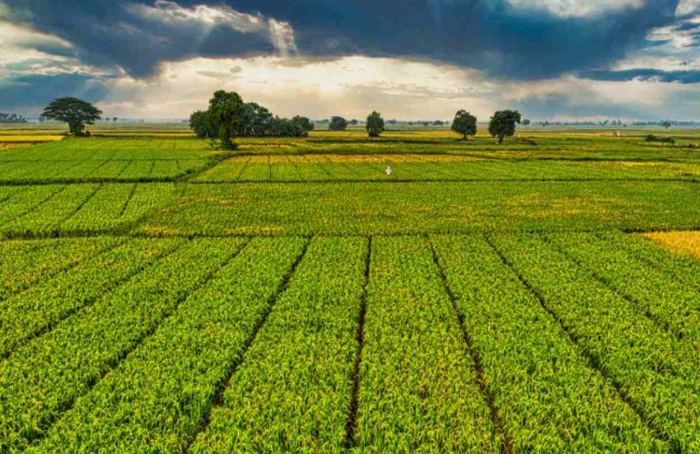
677;0;700;16
505;0;644;18
97;56;494;119
127;1;297;57
0;21;73;65
87;55;700;122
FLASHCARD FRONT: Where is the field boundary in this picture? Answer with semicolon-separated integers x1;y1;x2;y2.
344;237;372;449
188;177;700;185
430;237;513;453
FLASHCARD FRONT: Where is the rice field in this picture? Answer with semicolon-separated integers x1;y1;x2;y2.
1;128;700;452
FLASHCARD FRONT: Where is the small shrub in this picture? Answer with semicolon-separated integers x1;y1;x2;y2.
645;134;676;144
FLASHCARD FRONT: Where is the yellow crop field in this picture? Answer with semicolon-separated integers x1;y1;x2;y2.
0;135;64;143
226;154;483;164
642;231;700;259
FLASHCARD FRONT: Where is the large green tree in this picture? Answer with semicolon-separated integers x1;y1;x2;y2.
189;110;209;139
451;110;477;140
488;110;522;144
366;111;385;138
329;116;348;131
207;90;245;150
41;98;102;136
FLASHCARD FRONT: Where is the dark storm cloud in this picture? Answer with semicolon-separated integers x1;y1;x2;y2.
0;73;111;111
0;0;685;80
1;0;277;78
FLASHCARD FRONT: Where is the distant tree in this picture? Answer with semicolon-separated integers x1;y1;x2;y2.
292;116;314;137
433;120;444;126
522;119;531;126
0;113;28;124
207;90;245;150
113;117;118;122
270;116;314;137
661;120;672;129
366;111;385;138
451;110;477;140
349;119;359;126
189;110;210;139
329;116;348;131
423;121;430;128
488;110;521;144
41;98;102;136
239;102;273;137
38;116;46;123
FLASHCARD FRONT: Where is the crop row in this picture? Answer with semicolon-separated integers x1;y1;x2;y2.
489;234;700;451
32;236;308;453
356;236;499;452
0;159;209;183
0;237;120;299
0;138;216;161
140;181;700;236
546;231;700;350
195;155;700;182
0;183;175;238
0;237;183;357
0;238;247;451
190;236;365;453
2;233;700;452
431;234;664;451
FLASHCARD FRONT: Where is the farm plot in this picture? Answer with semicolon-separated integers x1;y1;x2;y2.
489;233;700;451
140;180;700;236
0;237;247;451
0;138;221;183
194;154;700;182
0;159;210;183
0;183;175;238
4;130;700;453
0;138;215;161
0;233;696;452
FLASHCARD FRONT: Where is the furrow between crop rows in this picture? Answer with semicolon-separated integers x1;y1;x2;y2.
0;238;249;452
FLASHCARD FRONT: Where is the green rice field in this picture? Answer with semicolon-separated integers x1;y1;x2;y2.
2;127;700;452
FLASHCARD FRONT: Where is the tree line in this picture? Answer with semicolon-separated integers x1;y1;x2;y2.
188;91;315;150
325;110;523;144
0;113;28;124
37;93;524;146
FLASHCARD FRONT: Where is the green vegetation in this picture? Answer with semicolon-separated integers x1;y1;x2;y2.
1;126;700;452
141;180;700;236
356;236;498;452
645;134;676;144
451;110;477;140
42;98;102;136
189;91;314;149
34;237;306;453
366;111;385;138
488;110;522;144
330;116;349;131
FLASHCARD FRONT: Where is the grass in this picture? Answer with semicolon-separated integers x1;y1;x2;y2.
1;126;700;452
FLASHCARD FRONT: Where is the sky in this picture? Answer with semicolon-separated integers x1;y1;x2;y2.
2;0;700;121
